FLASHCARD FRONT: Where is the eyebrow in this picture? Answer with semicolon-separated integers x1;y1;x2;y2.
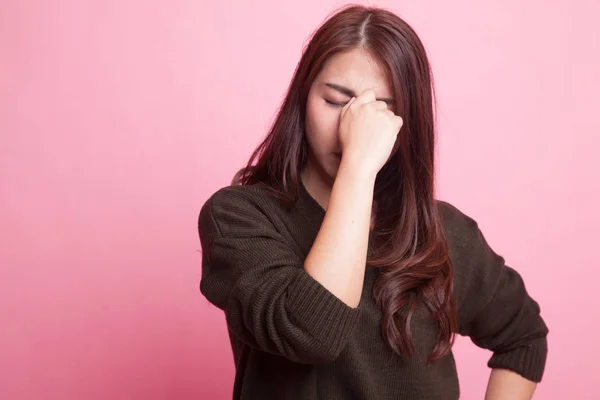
324;82;394;104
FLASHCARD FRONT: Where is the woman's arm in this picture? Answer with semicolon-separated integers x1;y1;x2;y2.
304;160;376;308
485;368;537;400
439;201;549;385
199;186;363;364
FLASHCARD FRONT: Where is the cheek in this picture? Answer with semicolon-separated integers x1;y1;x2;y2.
304;97;340;152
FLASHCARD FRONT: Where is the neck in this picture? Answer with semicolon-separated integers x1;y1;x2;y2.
300;164;332;211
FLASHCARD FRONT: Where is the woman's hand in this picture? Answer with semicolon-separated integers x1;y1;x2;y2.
338;88;403;177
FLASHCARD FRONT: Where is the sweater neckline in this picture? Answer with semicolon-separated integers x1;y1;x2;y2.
295;178;326;223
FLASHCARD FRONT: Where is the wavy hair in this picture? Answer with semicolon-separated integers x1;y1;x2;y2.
231;4;456;362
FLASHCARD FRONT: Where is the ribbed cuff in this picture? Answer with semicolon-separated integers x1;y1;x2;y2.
286;269;361;357
488;337;548;382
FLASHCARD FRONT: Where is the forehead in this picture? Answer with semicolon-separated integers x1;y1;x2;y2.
314;48;391;95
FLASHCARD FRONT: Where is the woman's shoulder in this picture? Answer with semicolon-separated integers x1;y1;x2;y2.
435;199;480;240
435;199;493;266
435;199;505;289
203;182;275;208
198;182;289;237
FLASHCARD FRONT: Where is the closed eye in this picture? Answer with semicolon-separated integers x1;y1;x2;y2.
324;99;346;107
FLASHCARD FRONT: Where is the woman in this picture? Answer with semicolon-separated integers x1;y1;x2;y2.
198;5;548;399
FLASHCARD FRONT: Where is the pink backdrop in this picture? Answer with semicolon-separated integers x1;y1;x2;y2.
1;0;598;398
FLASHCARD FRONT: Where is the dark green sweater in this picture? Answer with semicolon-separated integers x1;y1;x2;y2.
198;180;548;399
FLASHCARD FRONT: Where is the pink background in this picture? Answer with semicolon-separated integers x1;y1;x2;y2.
1;0;598;398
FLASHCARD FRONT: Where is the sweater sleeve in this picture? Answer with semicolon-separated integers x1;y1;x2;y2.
198;186;361;364
447;204;549;383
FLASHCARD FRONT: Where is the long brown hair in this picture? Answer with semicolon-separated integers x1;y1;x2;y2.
231;4;456;362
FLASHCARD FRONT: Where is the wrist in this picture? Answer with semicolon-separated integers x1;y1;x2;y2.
337;157;378;183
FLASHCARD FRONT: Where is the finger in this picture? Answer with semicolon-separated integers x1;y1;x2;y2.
340;96;356;118
394;115;404;129
371;100;389;110
352;88;377;106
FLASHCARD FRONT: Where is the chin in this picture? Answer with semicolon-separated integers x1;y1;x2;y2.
306;153;340;184
323;160;340;182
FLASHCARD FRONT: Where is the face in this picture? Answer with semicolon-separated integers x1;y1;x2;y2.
303;47;394;186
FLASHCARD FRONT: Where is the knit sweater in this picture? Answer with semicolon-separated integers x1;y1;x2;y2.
198;180;549;400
